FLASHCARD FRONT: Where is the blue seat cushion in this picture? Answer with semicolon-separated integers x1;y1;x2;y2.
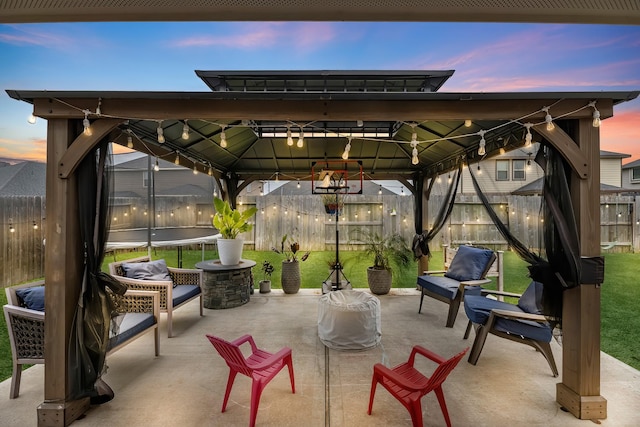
108;312;156;350
417;275;482;300
444;245;495;281
464;295;552;342
172;284;201;307
15;286;45;311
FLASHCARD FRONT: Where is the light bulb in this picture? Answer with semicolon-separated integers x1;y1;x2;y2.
297;181;300;189
208;166;213;176
411;132;417;143
157;122;164;143
174;154;180;165
524;123;533;147
27;114;37;124
357;119;363;127
154;158;160;172
411;147;419;165
193;165;198;175
127;134;133;149
543;108;555;131
464;119;472;127
342;141;351;160
499;147;506;155
297;133;304;148
220;129;227;148
182;121;190;139
378;186;382;195
477;130;486;155
287;128;294;146
83;117;92;136
592;110;601;128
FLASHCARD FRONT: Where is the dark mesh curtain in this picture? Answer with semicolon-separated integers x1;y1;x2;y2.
412;164;462;259
468;142;582;322
69;141;124;403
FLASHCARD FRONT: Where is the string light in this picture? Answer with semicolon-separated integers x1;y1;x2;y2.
477;130;486;155
174;152;180;165
275;172;279;182
297;180;300;189
410;129;419;165
154;157;160;172
208;165;213;176
33;221;38;230
126;130;133;149
182;120;190;140
477;164;482;174
464;119;472;127
193;164;198;175
286;126;294;146
589;101;601;128
27;113;37;124
342;137;352;160
9;223;15;233
220;126;227;148
378;185;382;195
156;121;165;143
82;110;92;136
542;107;555;131
357;119;364;127
297;129;304;148
95;97;102;115
524;123;533;147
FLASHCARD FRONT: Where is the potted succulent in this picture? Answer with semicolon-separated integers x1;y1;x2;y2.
272;234;310;294
356;229;412;295
212;197;257;265
259;261;274;294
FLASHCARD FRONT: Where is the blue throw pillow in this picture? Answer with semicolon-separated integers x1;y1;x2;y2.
122;259;172;281
444;245;494;282
517;281;544;315
15;286;46;312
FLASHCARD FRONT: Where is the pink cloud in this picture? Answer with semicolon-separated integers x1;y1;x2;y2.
601;108;640;161
170;22;336;51
0;137;47;162
0;25;77;50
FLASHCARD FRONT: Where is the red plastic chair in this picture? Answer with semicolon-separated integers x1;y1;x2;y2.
368;346;469;427
205;334;295;427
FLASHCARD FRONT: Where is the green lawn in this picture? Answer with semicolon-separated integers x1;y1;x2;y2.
1;250;638;383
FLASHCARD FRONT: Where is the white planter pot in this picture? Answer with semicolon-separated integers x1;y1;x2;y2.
217;238;244;265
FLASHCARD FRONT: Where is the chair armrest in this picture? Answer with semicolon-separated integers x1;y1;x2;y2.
459;278;491;286
480;289;521;299
410;345;446;365
168;268;203;286
250;346;292;370
112;276;171;307
373;363;425;391
232;334;258;352
491;309;548;322
3;304;45;322
422;270;446;275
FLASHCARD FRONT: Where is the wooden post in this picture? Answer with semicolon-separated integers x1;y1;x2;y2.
556;118;607;420
37;119;90;426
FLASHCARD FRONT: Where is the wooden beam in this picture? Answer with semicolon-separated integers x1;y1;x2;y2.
58;118;123;179
34;97;609;122
38;119;90;425
534;124;589;180
556;118;607;420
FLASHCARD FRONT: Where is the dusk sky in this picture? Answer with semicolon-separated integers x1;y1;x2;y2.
1;22;639;163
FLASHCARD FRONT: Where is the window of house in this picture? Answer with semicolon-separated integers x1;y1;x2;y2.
496;160;509;181
632;167;640;182
143;171;149;188
513;159;526;181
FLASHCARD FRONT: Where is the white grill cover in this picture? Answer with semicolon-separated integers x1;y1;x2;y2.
317;290;381;350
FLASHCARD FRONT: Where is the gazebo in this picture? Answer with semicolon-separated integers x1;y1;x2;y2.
3;2;640;426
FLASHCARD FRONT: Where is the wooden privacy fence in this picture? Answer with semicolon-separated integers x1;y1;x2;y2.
2;192;639;286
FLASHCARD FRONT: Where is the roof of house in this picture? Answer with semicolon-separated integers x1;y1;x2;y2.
0;161;46;196
512;178;626;196
622;159;640;169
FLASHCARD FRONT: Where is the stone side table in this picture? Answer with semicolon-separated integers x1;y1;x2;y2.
196;259;256;309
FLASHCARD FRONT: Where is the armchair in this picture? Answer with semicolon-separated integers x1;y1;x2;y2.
205;334;295;427
368;345;468;427
109;256;203;337
463;280;558;377
417;245;497;327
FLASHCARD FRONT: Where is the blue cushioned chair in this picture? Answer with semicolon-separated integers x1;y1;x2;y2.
463;280;558;377
417;245;496;328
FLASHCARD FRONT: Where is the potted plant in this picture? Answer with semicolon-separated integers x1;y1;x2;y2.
272;234;310;294
212;197;257;265
259;261;274;294
321;193;343;215
355;229;412;295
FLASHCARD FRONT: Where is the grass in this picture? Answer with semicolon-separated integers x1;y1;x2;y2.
1;249;638;384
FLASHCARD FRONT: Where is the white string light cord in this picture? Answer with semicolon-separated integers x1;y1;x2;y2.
41;97;601;170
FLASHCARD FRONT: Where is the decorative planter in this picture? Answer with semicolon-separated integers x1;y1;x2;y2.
259;280;272;294
324;203;342;215
367;267;392;295
281;260;301;294
217;238;244;265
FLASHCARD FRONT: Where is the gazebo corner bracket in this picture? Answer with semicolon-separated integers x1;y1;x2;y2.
534;125;588;180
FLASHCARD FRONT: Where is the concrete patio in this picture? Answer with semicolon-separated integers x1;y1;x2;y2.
2;288;639;427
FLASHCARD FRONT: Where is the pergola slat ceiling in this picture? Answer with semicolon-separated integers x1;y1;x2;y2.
1;0;639;24
7;70;639;183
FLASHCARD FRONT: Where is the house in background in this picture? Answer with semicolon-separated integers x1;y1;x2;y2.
622;159;640;192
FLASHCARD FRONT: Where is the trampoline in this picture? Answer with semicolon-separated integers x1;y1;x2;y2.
106;227;221;266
